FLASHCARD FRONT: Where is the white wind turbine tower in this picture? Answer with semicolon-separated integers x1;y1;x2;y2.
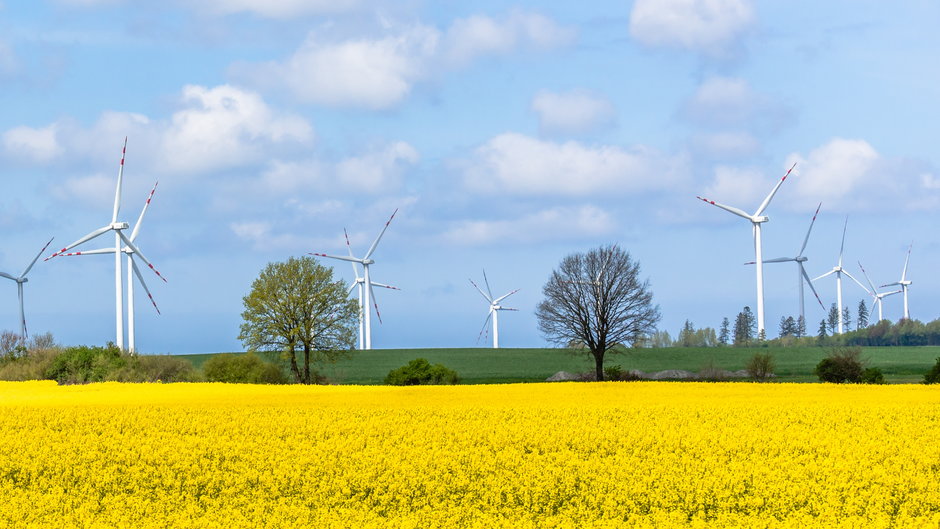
469;270;519;349
881;242;913;320
55;182;165;353
340;229;400;350
812;218;869;334
312;209;398;350
46;138;166;350
0;237;54;338
697;162;796;336
858;261;901;323
747;203;825;325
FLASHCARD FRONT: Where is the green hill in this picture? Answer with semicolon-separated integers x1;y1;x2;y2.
177;346;940;384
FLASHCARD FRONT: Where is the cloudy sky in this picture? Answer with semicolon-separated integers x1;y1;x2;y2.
0;0;937;353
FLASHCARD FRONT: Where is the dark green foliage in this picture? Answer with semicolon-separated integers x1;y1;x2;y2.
45;343;126;384
109;355;199;383
925;358;940;385
826;304;839;335
718;317;730;346
203;352;288;384
746;352;776;381
384;358;459;386
733;307;755;346
815;347;864;383
857;299;869;329
861;367;885;384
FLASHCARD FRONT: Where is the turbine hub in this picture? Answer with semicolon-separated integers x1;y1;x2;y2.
796;256;808;262
111;222;130;230
363;259;374;265
752;215;769;223
16;277;28;284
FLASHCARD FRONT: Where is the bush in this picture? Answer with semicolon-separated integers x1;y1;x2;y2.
697;360;727;382
109;354;200;383
203;352;287;384
815;347;864;383
861;367;885;385
45;343;126;384
746;352;776;381
385;358;459;386
925;358;940;384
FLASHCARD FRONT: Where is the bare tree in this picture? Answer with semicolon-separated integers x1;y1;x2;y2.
536;245;660;381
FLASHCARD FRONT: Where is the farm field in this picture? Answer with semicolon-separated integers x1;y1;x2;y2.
179;346;940;384
1;381;939;528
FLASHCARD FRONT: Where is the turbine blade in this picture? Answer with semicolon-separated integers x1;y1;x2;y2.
112;137;127;223
476;311;493;345
370;281;400;290
858;261;878;293
347;281;358;296
760;257;796;264
755;162;797;216
812;269;836;282
344;229;360;278
494;288;520;304
21;237;54;278
469;278;492;302
46;225;113;260
499;307;519;311
482;268;494;299
57;248;117;257
801;265;826;310
901;242;912;281
838;217;848;267
130;181;158;242
696;196;752;220
364;208;398;260
117;232;166;282
880;281;902;288
310;253;363;264
0;272;16;281
130;257;161;315
842;269;870;295
798;202;821;256
368;283;383;325
596;249;613;283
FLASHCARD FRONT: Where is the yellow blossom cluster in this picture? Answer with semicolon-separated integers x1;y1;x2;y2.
1;381;939;528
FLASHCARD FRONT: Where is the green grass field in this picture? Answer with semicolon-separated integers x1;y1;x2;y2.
178;345;940;384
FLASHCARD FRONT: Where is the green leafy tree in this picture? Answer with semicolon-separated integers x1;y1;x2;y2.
857;299;869;329
536;244;660;381
239;257;358;384
796;315;806;338
842;306;853;332
826;304;839;335
733;307;755;346
779;316;797;338
718;317;730;346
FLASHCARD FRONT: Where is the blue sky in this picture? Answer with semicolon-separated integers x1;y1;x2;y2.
0;0;938;353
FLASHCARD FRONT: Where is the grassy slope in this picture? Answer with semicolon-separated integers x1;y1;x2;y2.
178;346;940;384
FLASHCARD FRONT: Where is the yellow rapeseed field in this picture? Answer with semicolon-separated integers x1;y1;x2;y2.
1;381;939;528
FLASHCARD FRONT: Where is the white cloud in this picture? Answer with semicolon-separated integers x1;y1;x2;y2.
3;85;313;176
197;0;360;18
49;173;115;209
629;0;755;55
462;133;688;196
233;11;575;110
442;205;614;246
0;40;17;76
3;124;62;162
162;84;313;173
701;166;768;207
787;138;880;205
692;132;760;158
531;90;616;135
261;141;419;195
444;10;576;65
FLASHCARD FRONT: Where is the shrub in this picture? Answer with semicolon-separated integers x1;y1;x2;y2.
815;347;864;383
203;352;287;384
697;360;727;382
746;352;776;381
45;343;126;384
861;367;885;385
924;358;940;385
109;354;200;383
385;358;459;386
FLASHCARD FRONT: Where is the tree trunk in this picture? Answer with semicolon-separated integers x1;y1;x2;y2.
303;343;311;384
593;350;605;381
288;347;302;383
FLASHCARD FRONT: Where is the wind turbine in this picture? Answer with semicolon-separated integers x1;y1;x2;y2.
881;242;913;320
311;209;398;350
340;229;399;350
858;261;901;323
746;203;825;324
0;237;54;338
54;182;165;353
812;218;868;334
469;270;519;349
697;162;796;336
46;138;165;350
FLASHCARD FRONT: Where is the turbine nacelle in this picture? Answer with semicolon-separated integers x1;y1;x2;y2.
111;222;130;230
751;215;769;224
